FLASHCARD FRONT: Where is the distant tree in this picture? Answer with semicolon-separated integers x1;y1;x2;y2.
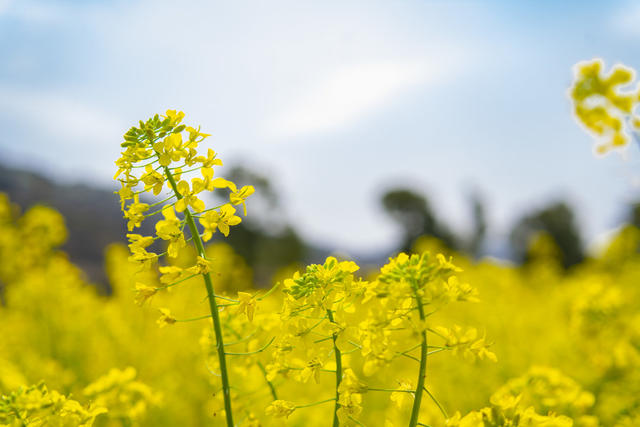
467;191;487;258
509;201;584;268
630;202;640;229
381;188;457;252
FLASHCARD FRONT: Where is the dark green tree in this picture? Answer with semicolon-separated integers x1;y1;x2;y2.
509;201;584;268
630;202;640;229
381;188;458;252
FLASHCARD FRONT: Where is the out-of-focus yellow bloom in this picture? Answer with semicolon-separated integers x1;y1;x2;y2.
236;291;256;322
83;367;160;423
570;59;640;153
265;400;296;418
433;325;497;362
390;381;414;408
0;382;106;426
159;265;183;284
156;308;177;327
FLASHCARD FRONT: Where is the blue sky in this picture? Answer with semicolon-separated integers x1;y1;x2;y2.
1;0;640;255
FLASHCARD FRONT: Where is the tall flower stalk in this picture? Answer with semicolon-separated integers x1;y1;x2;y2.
407;289;427;427
265;257;364;424
114;110;254;427
326;307;343;427
372;252;494;425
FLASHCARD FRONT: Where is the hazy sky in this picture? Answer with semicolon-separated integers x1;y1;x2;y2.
1;0;640;255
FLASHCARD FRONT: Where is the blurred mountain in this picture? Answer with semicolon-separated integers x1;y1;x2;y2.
3;162;595;288
0;163;342;288
0;163;128;289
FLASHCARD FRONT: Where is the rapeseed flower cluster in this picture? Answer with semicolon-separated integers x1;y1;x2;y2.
114;110;252;294
261;253;495;426
570;59;640;153
114;111;255;426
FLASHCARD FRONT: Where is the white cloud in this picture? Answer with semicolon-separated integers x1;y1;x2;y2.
264;58;457;139
0;0;69;23
612;2;640;38
0;0;11;15
0;87;124;142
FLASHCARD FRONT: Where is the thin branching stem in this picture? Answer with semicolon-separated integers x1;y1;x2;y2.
176;314;213;323
256;281;280;301
225;325;278;400
164;168;234;427
157;273;198;290
327;309;342;427
423;386;448;419
257;362;278;401
226;337;275;356
295;398;336;409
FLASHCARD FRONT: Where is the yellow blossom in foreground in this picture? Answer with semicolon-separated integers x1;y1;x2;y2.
175;180;205;213
155;206;186;258
199;204;242;240
230;185;255;216
141;164;165;195
126;234;154;253
124;195;149;231
187;256;214;275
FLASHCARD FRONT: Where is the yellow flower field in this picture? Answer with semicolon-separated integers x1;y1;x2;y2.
1;59;640;426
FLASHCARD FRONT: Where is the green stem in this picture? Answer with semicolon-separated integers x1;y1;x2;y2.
327;309;342;427
368;387;413;393
164;168;234;427
225;325;278;400
295;398;336;409
423;386;448;419
176;314;213;322
157;273;198;290
257;361;278;400
256;281;280;301
409;290;427;427
226;337;275;355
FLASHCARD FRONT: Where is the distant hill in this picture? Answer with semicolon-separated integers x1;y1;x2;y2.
0;163;134;289
0;163;401;289
0;163;332;289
